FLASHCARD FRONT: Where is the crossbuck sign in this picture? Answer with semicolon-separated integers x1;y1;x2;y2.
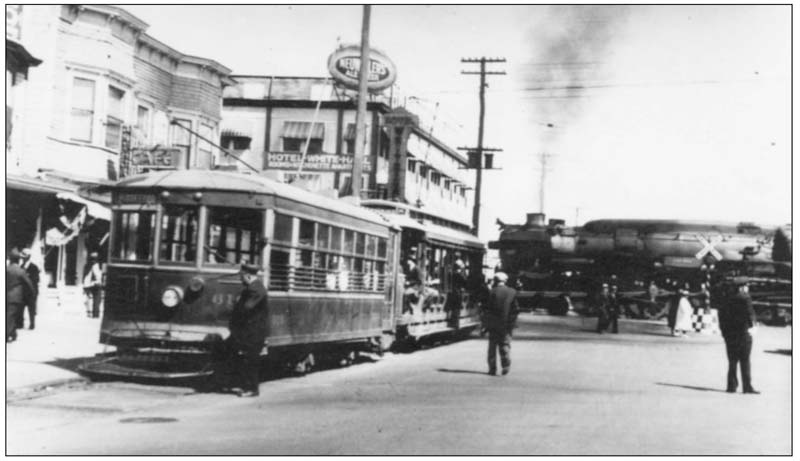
694;234;723;261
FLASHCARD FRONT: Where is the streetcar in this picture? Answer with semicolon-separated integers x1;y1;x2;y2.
79;169;484;379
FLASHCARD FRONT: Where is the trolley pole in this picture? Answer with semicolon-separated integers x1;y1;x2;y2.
461;57;505;236
351;5;371;200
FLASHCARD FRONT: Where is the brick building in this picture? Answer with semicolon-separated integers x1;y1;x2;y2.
222;76;474;230
6;5;232;288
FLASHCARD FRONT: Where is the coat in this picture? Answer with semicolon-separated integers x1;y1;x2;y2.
482;284;520;335
23;260;40;297
718;292;756;340
7;263;34;306
228;279;269;349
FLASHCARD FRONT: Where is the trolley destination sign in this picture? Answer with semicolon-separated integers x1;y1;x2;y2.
265;152;372;172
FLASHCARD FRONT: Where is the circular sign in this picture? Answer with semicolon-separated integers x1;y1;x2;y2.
327;44;397;93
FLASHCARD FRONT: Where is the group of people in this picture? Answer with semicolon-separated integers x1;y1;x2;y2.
6;249;39;342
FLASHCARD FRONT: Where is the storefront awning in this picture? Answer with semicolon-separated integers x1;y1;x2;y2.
281;121;325;139
220;120;253;139
56;192;111;221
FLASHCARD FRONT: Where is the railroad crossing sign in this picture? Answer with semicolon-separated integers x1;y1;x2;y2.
695;234;723;261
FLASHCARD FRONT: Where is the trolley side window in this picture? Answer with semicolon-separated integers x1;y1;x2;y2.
205;207;264;266
112;211;155;261
160;205;199;264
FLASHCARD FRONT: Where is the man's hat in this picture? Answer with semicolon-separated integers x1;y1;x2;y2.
732;276;750;287
21;248;31;258
241;263;260;275
89;251;99;259
494;272;508;283
8;248;21;261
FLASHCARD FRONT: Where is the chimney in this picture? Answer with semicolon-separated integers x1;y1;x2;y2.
526;213;545;227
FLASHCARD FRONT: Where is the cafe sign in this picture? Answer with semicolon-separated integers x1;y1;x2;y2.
266;153;372;172
130;147;183;173
327;44;397;93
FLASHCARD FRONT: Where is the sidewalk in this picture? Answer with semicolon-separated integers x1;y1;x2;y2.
5;294;111;398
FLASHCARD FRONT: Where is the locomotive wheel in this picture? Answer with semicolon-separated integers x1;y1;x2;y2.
293;353;315;375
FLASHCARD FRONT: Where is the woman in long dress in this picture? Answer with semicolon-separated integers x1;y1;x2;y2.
673;289;694;336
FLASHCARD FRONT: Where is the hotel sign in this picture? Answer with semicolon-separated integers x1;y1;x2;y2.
266;153;372;172
327;45;397;93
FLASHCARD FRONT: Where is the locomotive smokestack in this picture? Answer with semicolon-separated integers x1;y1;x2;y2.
526;213;546;227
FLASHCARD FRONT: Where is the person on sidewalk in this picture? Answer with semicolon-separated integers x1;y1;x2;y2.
83;252;104;318
222;263;269;397
481;272;519;376
7;249;35;343
17;248;39;330
718;280;759;394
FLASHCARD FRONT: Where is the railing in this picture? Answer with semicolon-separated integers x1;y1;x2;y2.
269;264;387;293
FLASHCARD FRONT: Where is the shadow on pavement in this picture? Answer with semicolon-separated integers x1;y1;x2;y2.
655;382;727;393
764;349;792;356
436;368;490;376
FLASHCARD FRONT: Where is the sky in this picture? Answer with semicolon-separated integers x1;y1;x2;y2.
123;4;792;240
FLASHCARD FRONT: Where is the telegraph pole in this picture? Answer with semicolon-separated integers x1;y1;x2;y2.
351;5;371;200
461;57;505;236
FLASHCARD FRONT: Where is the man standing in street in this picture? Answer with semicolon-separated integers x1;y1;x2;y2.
595;283;610;333
18;248;39;330
718;279;759;394
482;272;519;376
225;263;269;397
7;249;35;342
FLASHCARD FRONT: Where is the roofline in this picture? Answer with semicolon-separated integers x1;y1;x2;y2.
224;98;392;113
409;125;467;164
79;5;149;31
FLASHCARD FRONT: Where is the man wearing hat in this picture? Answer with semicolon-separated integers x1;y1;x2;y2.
223;263;269;397
595;283;611;333
17;248;40;329
718;279;759;394
83;252;104;318
6;249;35;342
481;272;520;376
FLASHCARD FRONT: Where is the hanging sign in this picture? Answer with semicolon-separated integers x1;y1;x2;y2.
327;44;397;93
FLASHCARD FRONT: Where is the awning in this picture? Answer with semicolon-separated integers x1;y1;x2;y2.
344;123;356;140
7;173;75;195
281;121;325;139
220;120;253;139
57;192;111;221
6;39;42;70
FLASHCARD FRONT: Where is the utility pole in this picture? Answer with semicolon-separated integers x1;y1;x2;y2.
351;5;371;201
461;57;505;236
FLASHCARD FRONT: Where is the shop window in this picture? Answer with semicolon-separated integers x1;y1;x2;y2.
105;86;125;149
70;77;95;142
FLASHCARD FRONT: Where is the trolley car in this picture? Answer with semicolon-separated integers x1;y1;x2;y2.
80;170;484;379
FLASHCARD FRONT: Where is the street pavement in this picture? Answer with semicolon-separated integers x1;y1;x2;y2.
6;306;792;455
5;293;110;396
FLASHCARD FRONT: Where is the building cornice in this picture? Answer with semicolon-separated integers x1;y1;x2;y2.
224;98;391;113
77;5;149;31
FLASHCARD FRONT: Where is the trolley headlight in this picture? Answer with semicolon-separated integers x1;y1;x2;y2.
161;286;184;308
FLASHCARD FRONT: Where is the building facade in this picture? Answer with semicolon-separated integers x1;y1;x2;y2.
6;5;232;287
222;76;474;228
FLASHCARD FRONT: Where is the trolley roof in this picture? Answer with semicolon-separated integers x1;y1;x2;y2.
108;169;390;227
377;212;485;250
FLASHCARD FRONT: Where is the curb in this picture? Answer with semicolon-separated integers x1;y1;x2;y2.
7;376;91;402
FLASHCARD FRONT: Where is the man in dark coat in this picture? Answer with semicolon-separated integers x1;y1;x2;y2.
17;248;39;329
482;272;520;376
718;280;759;394
225;263;269;397
595;283;610;333
7;249;35;342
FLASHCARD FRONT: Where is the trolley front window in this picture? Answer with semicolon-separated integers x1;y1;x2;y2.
160;205;199;264
206;207;264;266
112;211;155;261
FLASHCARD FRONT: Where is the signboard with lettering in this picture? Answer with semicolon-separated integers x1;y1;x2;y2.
327;45;397;93
265;152;372;172
129;147;183;174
